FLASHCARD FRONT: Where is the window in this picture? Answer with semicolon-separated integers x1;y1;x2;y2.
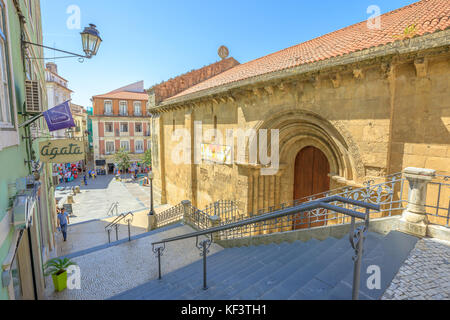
135;140;144;153
120;140;129;151
105;141;115;154
104;101;112;115
120;122;128;132
134;101;142;116
135;122;142;133
0;1;11;126
119;101;128;115
105;122;113;133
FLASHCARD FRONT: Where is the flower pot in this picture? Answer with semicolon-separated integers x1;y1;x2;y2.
52;270;67;292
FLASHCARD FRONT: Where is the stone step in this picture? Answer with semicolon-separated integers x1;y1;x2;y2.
288;232;385;300
326;231;418;300
254;236;350;300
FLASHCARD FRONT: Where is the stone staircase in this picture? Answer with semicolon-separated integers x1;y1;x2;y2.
110;230;418;300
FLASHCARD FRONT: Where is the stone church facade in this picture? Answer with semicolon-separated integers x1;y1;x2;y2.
148;0;450;217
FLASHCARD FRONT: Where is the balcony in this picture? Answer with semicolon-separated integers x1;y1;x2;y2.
119;113;129;116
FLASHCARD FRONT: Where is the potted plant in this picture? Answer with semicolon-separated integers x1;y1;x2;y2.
44;258;77;292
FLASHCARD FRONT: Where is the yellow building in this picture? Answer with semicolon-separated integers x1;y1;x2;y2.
148;0;450;227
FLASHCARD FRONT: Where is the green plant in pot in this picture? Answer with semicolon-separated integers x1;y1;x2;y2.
44;258;77;292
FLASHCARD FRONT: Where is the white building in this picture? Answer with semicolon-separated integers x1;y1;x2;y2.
45;62;73;138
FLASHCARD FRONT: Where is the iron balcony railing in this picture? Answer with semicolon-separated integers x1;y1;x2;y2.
151;196;379;300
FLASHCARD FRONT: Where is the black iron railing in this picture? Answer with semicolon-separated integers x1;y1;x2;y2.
151;196;379;300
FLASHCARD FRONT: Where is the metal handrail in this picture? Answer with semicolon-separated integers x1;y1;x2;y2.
105;212;134;243
106;202;119;216
151;196;379;299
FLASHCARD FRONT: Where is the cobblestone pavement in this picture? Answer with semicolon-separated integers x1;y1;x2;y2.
382;237;450;300
55;174;150;224
44;224;223;300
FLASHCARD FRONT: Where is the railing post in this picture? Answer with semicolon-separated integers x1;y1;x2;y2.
352;227;364;300
182;200;192;224
157;247;162;280
202;240;208;290
399;167;435;237
128;220;131;241
115;224;119;241
107;229;111;243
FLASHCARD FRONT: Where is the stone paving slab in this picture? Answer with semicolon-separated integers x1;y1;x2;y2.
55;174;151;225
381;237;450;300
44;224;223;300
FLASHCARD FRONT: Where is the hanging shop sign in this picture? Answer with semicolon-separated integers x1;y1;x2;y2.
39;139;85;163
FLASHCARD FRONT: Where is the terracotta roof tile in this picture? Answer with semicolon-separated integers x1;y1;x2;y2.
93;91;149;101
166;0;450;102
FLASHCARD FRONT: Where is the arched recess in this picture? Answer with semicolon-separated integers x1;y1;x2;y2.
244;108;364;212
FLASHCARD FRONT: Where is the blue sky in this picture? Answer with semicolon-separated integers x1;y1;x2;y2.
41;0;417;107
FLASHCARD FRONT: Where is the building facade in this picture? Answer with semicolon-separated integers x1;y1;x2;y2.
149;0;450;225
91;81;150;173
45;62;73;139
0;0;58;300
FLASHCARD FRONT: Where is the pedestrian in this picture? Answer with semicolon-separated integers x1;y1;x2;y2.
83;175;87;186
57;207;70;242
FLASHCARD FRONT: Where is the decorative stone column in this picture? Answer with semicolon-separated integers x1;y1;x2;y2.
398;167;435;237
181;200;192;224
208;215;221;242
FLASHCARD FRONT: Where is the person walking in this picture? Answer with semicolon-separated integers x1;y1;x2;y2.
83;174;87;186
57;207;70;242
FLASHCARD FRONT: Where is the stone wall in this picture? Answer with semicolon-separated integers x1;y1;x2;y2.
152;47;450;215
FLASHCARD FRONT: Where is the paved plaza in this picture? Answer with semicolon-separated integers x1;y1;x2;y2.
382;237;450;300
55;174;156;225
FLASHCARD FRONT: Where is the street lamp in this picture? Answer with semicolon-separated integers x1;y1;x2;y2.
23;24;102;62
148;171;155;216
80;24;102;58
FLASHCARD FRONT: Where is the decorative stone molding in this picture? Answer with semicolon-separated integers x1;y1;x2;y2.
264;86;274;95
414;57;428;78
353;68;364;80
398;167;436;237
330;73;341;88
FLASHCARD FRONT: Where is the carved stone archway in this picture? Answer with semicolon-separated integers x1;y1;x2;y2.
243;108;363;213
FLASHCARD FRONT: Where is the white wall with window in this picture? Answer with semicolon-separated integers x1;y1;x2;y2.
120;140;129;151
105;141;115;155
134;101;142;116
120;122;128;135
104;100;113;115
119;101;128;115
135;140;144;153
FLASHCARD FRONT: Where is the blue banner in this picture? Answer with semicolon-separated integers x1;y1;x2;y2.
43;101;75;132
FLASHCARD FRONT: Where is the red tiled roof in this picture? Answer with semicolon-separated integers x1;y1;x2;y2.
93;91;149;101
166;0;450;102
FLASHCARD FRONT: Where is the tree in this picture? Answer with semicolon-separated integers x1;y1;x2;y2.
143;148;152;169
114;148;131;173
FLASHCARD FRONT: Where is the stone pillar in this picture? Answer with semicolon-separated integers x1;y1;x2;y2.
209;215;221;242
147;214;157;231
398;167;435;237
181;200;192;224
